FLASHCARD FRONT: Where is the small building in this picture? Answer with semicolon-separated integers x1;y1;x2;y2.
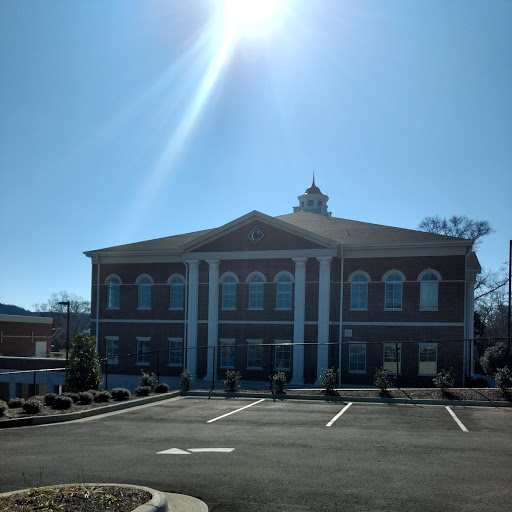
0;314;53;357
84;180;480;388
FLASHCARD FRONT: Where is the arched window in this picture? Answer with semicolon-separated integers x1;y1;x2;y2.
137;275;152;309
275;273;292;310
106;276;121;309
350;273;369;310
221;275;237;309
420;271;440;310
248;274;265;309
384;272;403;309
169;275;185;310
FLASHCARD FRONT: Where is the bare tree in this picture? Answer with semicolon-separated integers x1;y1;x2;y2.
33;292;90;351
418;215;493;246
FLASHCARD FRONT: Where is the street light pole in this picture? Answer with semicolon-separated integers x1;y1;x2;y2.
59;301;70;364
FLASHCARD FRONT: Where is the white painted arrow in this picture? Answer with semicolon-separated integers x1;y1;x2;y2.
157;448;190;455
157;448;235;455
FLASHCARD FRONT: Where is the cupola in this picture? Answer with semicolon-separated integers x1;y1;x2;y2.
293;175;331;216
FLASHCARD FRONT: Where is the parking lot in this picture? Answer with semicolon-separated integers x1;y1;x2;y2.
1;397;511;511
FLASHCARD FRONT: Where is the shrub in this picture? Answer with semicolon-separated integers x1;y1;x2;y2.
433;368;455;392
111;388;131;401
0;400;8;417
480;341;511;376
138;370;156;392
52;395;73;410
224;370;242;392
136;386;151;397
155;382;169;393
78;392;93;405
180;370;192;391
494;367;512;395
23;398;43;414
272;371;287;393
374;367;391;394
44;393;57;406
63;392;80;403
87;389;99;396
8;397;25;409
93;391;112;403
64;332;102;392
319;367;338;393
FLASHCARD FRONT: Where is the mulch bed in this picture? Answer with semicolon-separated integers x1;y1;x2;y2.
0;485;151;512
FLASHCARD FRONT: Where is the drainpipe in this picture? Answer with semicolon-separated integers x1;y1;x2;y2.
95;254;101;351
183;259;189;369
338;246;344;387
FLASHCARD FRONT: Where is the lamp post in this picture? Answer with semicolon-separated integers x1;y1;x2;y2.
58;301;70;364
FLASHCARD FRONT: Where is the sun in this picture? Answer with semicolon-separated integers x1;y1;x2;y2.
220;0;287;39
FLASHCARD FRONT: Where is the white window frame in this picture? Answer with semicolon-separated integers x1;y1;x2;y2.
274;272;293;310
274;340;291;370
220;273;238;310
418;343;438;376
168;337;183;367
349;271;370;310
383;342;401;374
106;275;121;309
220;338;236;369
136;274;153;310
168;274;185;310
247;272;265;310
136;337;150;365
418;269;441;311
105;336;119;364
247;339;263;369
348;343;367;373
383;270;405;310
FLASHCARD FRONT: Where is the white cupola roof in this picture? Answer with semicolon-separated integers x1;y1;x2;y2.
293;175;331;216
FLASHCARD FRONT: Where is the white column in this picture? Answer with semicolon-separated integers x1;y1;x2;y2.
205;259;220;381
291;257;307;385
316;256;332;384
186;260;200;379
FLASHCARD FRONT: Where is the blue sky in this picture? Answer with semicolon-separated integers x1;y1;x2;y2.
1;0;511;311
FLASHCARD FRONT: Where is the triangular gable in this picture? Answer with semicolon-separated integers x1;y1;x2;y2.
180;211;338;254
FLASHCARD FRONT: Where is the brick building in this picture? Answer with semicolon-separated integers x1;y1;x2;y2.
0;314;53;357
84;180;480;387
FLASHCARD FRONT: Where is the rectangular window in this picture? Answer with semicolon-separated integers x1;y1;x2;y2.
168;338;183;366
274;341;291;370
220;338;236;368
419;344;437;375
383;343;401;374
136;337;150;365
106;337;119;364
349;343;366;373
247;339;263;369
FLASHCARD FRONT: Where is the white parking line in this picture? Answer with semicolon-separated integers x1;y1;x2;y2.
445;406;469;432
326;402;353;427
207;398;266;423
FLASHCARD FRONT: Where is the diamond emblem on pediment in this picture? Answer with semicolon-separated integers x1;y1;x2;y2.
248;227;264;244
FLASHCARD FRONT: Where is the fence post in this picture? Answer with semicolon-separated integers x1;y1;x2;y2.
156;352;160;384
211;346;215;392
33;371;37;396
269;343;274;393
395;341;400;389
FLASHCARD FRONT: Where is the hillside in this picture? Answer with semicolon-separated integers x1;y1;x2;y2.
0;303;38;316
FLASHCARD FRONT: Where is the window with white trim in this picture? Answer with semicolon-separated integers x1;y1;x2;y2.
106;276;121;309
222;275;237;309
420;273;439;310
137;275;152;309
275;274;292;310
385;274;403;309
248;275;264;309
169;275;185;310
247;339;262;369
349;343;366;373
168;338;183;366
383;343;401;374
220;338;236;368
274;341;291;370
351;274;368;310
105;337;119;364
136;337;150;365
419;344;437;375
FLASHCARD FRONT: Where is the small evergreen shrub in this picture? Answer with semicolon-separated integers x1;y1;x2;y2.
136;386;151;397
272;371;287;393
44;393;57;406
319;367;339;393
78;392;93;405
494;367;512;395
23;398;43;414
224;370;242;392
0;400;8;417
180;370;192;391
433;368;455;392
155;382;169;393
52;395;73;410
93;390;112;403
374;367;391;394
63;392;80;403
111;388;131;401
87;389;99;396
8;397;25;409
138;370;156;392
